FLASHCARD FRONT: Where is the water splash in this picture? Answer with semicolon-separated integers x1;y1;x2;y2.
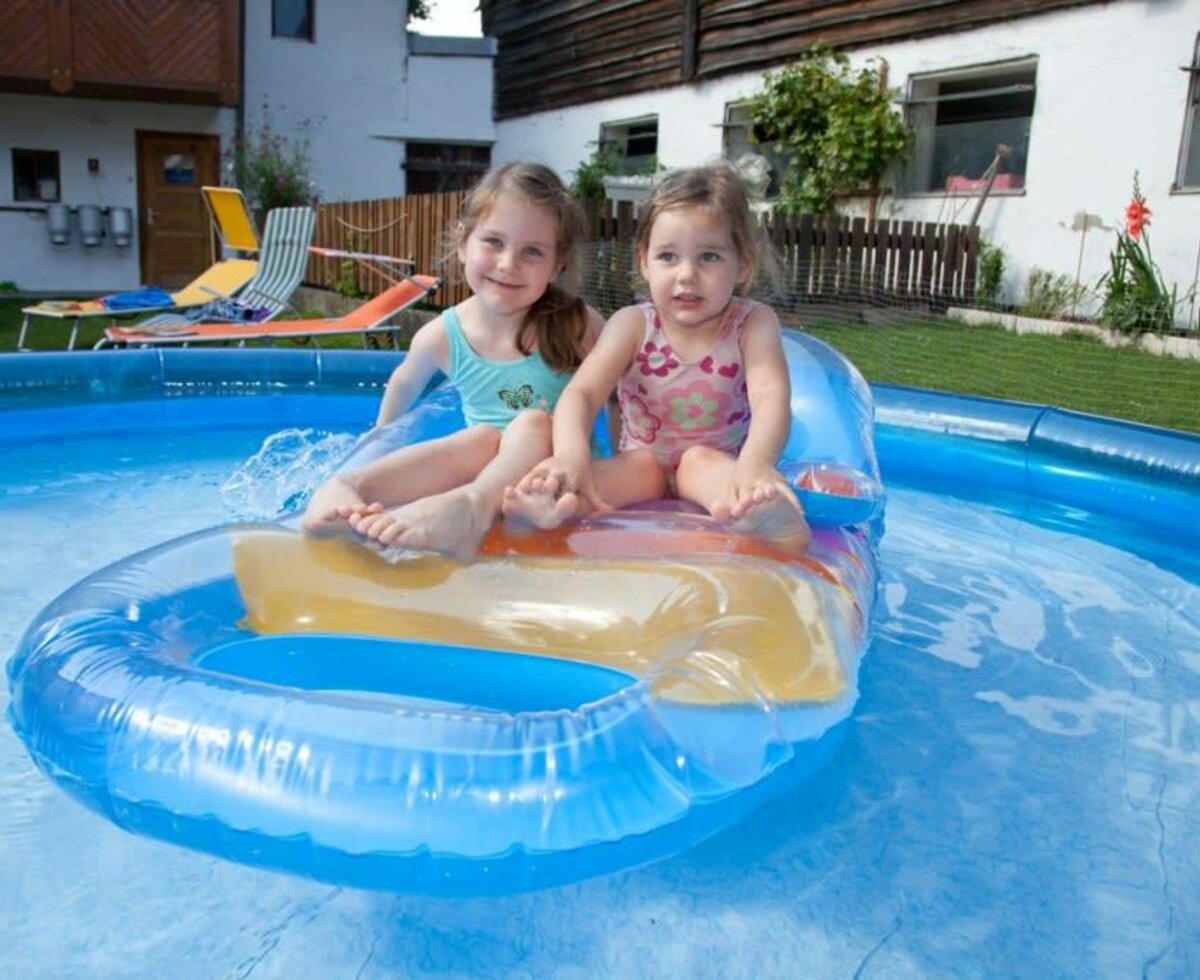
220;428;359;521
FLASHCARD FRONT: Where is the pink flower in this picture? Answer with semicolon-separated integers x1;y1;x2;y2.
636;341;678;377
622;394;660;443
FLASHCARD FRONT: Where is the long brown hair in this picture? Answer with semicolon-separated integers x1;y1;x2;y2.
449;162;590;373
635;163;778;292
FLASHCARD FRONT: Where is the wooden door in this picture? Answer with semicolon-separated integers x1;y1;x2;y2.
136;131;220;288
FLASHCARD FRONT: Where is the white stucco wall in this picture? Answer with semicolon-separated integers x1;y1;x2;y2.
0;94;232;293
242;1;495;201
401;43;496;144
242;0;410;202
492;0;1200;317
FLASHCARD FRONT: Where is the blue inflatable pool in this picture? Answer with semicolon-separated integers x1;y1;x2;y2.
8;332;882;895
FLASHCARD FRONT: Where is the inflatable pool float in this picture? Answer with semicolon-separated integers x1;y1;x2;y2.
7;332;883;895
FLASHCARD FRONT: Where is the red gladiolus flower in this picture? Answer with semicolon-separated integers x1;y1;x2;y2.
1125;195;1151;240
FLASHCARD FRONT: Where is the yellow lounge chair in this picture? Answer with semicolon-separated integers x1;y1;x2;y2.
18;186;261;351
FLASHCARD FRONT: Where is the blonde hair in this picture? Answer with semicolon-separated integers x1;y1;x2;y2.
635;163;777;291
450;162;590;373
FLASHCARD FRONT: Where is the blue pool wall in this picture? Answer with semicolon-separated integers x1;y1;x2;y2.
1;349;1198;544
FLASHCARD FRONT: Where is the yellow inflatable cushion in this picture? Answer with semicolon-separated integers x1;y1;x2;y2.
233;531;853;706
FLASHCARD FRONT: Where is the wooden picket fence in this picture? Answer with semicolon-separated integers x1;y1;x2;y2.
307;192;980;311
307;190;470;304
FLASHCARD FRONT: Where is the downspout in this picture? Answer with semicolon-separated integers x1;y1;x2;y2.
236;0;247;160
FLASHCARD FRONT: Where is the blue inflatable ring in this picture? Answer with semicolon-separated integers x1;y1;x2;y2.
8;332;882;895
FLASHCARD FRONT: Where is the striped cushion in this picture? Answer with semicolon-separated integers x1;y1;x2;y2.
139;206;315;328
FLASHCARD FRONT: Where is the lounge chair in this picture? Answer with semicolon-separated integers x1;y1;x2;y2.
134;205;316;330
17;186;261;351
97;273;440;349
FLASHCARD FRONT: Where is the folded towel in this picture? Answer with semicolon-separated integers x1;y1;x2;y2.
101;286;175;311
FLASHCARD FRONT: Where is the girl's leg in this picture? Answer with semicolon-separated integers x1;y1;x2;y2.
502;449;666;529
675;445;811;553
301;425;501;533
354;410;555;558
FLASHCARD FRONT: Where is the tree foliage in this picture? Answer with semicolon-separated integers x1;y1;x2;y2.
749;47;911;216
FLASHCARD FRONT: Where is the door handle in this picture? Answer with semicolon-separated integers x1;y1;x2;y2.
145;207;156;226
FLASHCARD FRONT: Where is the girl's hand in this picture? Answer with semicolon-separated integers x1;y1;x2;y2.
517;456;611;512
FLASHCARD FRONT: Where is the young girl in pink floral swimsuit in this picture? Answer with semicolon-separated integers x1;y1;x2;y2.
504;164;811;553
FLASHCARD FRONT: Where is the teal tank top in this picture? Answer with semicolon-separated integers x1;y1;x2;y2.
443;306;573;428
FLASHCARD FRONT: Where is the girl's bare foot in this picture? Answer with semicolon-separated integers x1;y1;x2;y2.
301;476;377;535
500;484;581;530
349;488;495;560
728;485;811;554
302;500;382;535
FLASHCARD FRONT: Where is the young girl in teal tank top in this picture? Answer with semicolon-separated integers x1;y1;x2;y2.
301;163;660;558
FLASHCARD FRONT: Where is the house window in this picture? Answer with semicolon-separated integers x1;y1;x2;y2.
1176;35;1200;189
12;149;61;202
901;60;1036;195
599;116;658;174
405;142;491;194
273;0;314;41
721;102;789;198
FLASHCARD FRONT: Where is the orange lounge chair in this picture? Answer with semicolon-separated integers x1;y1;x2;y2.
97;274;440;348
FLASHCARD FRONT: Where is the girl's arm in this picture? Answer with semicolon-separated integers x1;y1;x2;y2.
519;306;643;503
735;305;793;488
580;304;606;354
374;317;450;426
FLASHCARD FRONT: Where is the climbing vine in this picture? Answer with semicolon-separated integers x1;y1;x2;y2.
749;47;911;216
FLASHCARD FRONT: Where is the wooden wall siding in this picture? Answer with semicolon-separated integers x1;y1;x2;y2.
306;191;978;312
0;1;51;80
482;0;684;120
0;0;238;105
695;0;1098;78
480;0;1102;118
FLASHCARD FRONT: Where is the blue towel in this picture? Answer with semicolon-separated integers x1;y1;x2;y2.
101;286;175;311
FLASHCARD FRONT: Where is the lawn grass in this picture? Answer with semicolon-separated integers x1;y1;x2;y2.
3;297;1198;433
799;316;1200;434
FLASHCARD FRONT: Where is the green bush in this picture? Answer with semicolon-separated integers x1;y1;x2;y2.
1019;267;1086;320
569;144;658;201
976;242;1006;308
749;46;911;216
225;103;319;216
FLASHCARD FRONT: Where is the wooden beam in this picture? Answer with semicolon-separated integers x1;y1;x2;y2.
47;0;72;94
682;0;699;80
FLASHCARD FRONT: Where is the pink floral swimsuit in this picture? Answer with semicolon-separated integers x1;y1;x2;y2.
615;298;755;468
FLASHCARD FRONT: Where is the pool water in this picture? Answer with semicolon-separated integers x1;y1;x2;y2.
2;408;1198;977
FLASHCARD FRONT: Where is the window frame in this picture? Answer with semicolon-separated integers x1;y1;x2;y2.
1174;34;1200;191
404;141;492;195
720;101;790;200
599;115;659;175
272;0;315;42
898;57;1038;198
11;148;61;203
